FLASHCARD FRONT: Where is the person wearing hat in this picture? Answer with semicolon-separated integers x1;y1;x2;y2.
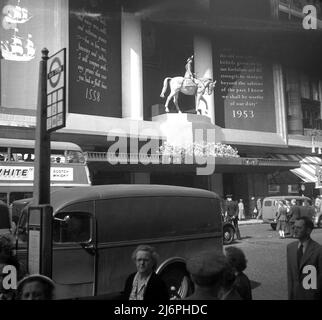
184;55;194;80
185;250;228;300
224;195;241;240
17;274;55;300
249;196;257;219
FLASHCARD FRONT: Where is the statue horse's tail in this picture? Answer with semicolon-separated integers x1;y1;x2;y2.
160;77;172;98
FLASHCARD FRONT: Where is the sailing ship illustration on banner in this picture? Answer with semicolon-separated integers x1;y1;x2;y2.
0;0;35;61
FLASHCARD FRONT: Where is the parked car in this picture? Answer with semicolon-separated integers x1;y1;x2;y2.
262;196;312;230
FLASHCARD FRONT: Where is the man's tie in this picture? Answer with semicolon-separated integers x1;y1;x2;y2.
297;244;303;269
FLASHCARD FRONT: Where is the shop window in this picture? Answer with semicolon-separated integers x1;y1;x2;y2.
268;184;280;194
301;75;320;102
288;184;299;194
9;192;33;204
302;100;321;129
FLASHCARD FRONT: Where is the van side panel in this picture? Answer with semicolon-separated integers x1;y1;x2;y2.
95;196;222;296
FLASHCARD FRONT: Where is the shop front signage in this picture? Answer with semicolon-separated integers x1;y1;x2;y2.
0;166;73;181
242;158;259;166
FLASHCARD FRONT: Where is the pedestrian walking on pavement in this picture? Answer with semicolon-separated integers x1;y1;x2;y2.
288;199;300;237
256;198;262;220
287;216;322;300
224;195;241;240
276;200;288;239
238;199;245;221
249;196;257;219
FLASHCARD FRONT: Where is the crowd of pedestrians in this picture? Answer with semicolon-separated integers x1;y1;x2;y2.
274;198;316;239
123;244;252;301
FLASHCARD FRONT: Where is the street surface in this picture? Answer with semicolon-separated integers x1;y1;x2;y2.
227;223;322;300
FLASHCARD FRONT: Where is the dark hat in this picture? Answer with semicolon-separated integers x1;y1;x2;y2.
226;194;233;198
187;250;227;279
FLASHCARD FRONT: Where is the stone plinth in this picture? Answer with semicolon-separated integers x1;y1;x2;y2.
152;113;216;146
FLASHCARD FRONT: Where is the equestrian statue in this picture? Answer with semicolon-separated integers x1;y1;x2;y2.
160;55;216;114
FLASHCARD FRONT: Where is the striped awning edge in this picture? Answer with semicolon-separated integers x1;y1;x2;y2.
269;154;322;183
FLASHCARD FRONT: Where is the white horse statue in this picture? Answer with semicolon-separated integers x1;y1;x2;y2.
160;77;216;114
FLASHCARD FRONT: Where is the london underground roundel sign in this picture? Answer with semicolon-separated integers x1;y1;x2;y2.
46;48;66;132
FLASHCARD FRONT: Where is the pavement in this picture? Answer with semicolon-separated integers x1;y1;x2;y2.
239;219;263;225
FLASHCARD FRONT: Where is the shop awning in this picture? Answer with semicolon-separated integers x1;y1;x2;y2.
291;156;322;183
269;154;322;183
86;152;300;173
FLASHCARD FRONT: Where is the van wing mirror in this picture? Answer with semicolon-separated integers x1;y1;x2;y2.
54;215;71;223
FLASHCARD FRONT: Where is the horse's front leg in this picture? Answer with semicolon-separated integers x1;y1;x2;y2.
198;95;208;115
195;94;202;115
173;93;181;113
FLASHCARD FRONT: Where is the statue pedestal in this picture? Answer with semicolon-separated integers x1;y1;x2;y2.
152;113;216;146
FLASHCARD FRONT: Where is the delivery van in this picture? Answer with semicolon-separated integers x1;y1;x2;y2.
15;184;223;299
262;195;311;230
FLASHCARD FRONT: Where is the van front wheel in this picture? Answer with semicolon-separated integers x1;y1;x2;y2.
223;225;235;245
159;263;194;299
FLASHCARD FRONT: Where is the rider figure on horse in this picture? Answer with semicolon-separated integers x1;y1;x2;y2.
184;55;205;92
184;55;195;80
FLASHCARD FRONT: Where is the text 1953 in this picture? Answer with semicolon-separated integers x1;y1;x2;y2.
232;110;254;119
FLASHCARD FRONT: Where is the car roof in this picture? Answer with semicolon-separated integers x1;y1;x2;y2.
263;196;310;200
50;185;219;214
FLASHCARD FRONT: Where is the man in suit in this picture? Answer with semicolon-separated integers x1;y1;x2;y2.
224;195;241;240
288;199;301;237
287;216;322;300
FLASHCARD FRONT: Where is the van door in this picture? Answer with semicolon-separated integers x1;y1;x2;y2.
52;201;96;299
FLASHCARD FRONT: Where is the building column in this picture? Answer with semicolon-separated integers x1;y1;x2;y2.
209;173;223;197
121;11;143;120
285;69;303;135
273;64;288;143
319;80;322;121
193;35;215;124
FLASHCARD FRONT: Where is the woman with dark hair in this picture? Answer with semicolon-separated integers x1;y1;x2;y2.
17;274;55;300
224;246;252;300
123;245;169;301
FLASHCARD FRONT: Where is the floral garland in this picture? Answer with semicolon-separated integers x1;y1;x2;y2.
157;142;239;159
